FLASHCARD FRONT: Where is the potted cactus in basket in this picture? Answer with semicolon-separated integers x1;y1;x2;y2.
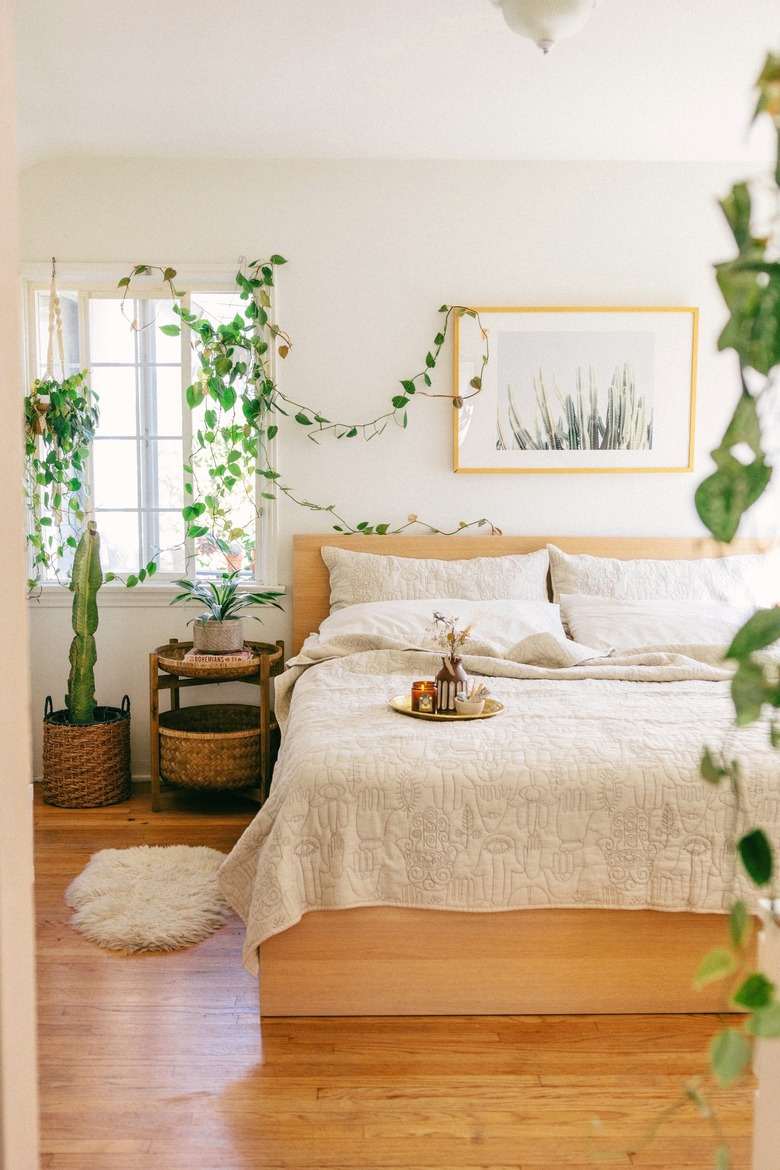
42;522;131;807
170;571;283;654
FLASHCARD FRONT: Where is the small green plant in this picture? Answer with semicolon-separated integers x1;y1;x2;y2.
170;571;283;628
65;521;102;725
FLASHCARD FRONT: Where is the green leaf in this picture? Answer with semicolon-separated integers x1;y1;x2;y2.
719;181;754;253
731;972;775;1010
269;254;287;265
391;396;408;410
709;1027;751;1086
126;574;139;588
295;412;312;426
726;608;780;659
694;947;738;989
746;1003;780;1037
731;658;769;725
701;747;727;785
159;323;180;337
267;424;278;440
730;900;751;950
117;276;130;288
695;460;772;543
715;1146;732;1170
425;352;436;369
716;257;780;374
739;828;773;886
400;380;416;395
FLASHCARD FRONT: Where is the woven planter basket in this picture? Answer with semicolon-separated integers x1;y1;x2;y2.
158;703;262;790
42;695;131;808
191;617;244;654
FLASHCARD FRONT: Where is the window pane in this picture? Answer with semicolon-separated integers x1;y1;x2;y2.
89;299;136;364
152;366;182;436
152;439;184;508
94;512;140;573
92;439;138;509
155;513;186;574
151;302;181;364
90;367;137;436
191;291;242;327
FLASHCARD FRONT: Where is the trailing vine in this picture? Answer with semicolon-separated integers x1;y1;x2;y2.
24;370;99;590
116;259;496;580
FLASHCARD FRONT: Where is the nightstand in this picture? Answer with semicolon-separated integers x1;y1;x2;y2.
149;638;285;811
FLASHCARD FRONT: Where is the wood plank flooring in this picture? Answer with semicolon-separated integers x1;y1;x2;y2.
35;787;754;1169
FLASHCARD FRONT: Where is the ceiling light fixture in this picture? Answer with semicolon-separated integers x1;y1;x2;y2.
491;0;603;53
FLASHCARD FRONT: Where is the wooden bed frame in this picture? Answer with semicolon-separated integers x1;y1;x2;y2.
258;533;771;1016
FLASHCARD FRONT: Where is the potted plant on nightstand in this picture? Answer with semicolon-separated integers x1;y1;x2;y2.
170;571;282;654
42;522;131;807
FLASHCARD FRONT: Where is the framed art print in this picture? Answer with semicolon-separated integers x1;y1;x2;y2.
453;306;698;474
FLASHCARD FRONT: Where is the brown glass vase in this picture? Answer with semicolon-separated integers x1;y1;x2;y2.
435;656;468;714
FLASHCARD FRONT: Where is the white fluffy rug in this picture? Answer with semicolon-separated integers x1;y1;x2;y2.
65;845;231;953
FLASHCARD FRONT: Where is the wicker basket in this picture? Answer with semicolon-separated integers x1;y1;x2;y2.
42;695;131;808
158;703;264;790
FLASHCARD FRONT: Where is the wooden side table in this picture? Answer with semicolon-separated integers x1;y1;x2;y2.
149;638;285;812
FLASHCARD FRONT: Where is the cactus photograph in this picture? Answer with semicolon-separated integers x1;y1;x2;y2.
454;307;697;474
495;329;655;452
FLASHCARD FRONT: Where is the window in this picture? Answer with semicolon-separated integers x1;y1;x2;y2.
25;269;274;585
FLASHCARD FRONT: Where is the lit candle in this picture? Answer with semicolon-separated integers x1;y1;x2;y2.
411;680;437;714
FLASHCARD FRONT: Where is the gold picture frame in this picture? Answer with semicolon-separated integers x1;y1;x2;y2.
453;306;698;474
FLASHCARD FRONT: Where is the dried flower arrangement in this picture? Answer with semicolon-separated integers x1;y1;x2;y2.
430;612;473;663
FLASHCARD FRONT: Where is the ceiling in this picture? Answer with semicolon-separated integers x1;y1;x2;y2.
15;1;780;170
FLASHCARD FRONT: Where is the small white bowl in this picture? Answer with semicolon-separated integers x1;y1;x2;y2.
454;696;485;716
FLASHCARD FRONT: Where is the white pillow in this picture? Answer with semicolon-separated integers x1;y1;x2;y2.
315;597;567;657
560;594;754;652
548;544;779;606
322;546;550;612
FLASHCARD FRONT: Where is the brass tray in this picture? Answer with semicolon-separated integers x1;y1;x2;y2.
389;695;504;721
155;640;283;679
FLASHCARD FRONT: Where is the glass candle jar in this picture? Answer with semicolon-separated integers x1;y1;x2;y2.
411;680;437;714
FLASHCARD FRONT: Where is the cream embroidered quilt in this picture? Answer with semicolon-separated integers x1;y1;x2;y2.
218;636;780;975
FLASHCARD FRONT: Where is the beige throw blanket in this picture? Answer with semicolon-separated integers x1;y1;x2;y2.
219;637;778;975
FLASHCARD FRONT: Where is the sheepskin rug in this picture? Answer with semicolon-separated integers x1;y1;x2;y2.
65;845;231;953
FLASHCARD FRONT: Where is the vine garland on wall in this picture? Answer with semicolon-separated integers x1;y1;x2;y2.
114;258;498;583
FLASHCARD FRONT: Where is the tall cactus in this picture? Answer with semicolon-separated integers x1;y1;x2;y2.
66;522;103;725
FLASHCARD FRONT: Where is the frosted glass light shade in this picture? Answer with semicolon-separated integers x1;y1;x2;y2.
499;0;600;51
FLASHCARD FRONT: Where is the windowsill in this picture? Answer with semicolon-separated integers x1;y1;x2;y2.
26;582;287;609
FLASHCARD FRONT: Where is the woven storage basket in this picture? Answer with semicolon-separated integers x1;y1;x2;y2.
42;695;131;808
158;703;262;790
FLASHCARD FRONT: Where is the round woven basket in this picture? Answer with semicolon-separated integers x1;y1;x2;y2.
158;703;264;790
42;695;131;808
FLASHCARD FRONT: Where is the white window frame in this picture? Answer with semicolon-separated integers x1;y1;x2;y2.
22;263;281;603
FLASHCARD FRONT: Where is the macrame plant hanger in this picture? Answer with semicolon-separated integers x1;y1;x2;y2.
33;258;66;434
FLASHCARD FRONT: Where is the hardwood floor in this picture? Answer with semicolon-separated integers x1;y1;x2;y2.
35;787;754;1169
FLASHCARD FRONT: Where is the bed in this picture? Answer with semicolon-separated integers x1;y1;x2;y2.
218;534;780;1016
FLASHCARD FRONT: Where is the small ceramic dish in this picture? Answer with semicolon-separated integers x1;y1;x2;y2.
454;696;486;716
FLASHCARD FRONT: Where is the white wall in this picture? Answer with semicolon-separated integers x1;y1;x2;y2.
19;156;778;778
0;0;39;1164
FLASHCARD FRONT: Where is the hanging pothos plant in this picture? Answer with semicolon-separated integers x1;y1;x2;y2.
598;53;780;1170
116;258;497;584
23;260;100;598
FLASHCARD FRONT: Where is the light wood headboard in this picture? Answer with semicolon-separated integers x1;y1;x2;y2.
291;533;773;654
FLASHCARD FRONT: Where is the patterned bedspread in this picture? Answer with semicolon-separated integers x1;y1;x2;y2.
218;638;780;974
